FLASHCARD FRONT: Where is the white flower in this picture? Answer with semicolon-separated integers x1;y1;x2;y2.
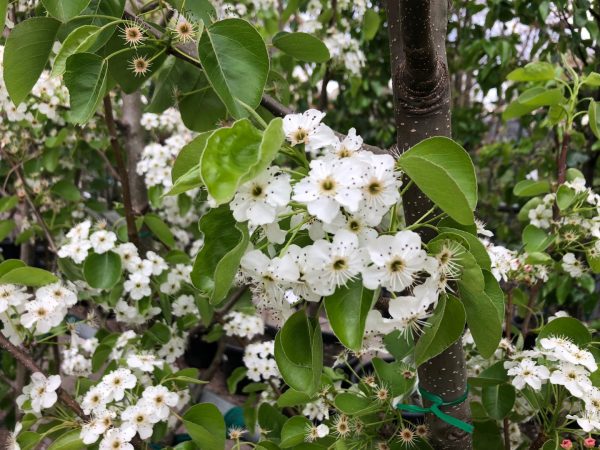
231;167;292;226
146;251;168;275
292;158;364;223
172;294;197;317
566;411;600;433
505;359;550;390
362;230;434;292
66;220;91;241
26;372;61;413
121;403;159;439
141;385;179;420
57;240;91;263
305;230;366;296
355;152;400;216
157;336;186;363
127;353;164;372
101;368;137;402
20;299;62;333
328;128;362;159
36;283;77;307
283;109;337;154
0;284;29;313
549;362;592;398
99;426;136;450
316;424;329;438
223;311;264;339
565;177;587;193
562;252;585;278
528;204;552;229
89;230;117;254
81;386;109;415
115;243;140;271
240;250;299;300
80;409;116;444
123;272;151;300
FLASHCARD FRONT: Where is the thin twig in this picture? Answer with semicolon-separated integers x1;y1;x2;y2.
103;95;141;248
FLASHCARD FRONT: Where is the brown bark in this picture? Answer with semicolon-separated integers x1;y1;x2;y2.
386;1;472;448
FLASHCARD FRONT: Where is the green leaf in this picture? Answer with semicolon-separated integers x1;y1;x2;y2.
172;132;213;182
280;416;311;448
42;0;91;21
587;250;600;274
276;389;313;407
517;87;564;107
0;267;58;286
0;219;15;242
51;180;81;202
145;322;171;345
397;137;477;225
502;101;537;120
468;361;508;387
47;429;85;450
522;225;553;253
483;270;504;324
0;0;7;32
272;32;330;63
191;206;249;304
383;330;414;361
0;259;26;278
144;214;176;248
537;317;591;346
0;195;18;213
274;311;322;395
3;17;61;105
556;184;576;210
324;280;373;351
334;392;378;416
227;367;247;394
438;227;491;271
482;384;515;420
588;99;600;139
513;179;551;197
473;420;504;450
198;18;269;118
200;118;284;205
258;403;287;438
64;53;108;124
583;72;600;86
507;62;557;82
17;431;43;450
178;72;228;132
459;287;502;359
363;10;381;40
167;0;215;24
414;295;466;366
92;343;111;372
52;25;101;76
372;358;416;397
183;403;226;450
83;251;121;290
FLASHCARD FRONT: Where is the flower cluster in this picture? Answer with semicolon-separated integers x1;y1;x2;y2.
16;372;61;414
243;341;280;382
223;311;265;339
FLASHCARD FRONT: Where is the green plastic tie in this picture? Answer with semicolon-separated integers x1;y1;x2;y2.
396;385;474;434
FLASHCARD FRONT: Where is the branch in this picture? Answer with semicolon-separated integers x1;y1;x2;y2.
0;331;87;420
103;95;141;248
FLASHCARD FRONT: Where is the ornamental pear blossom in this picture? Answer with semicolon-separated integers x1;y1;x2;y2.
98;426;136;450
240;250;300;299
80;409;116;444
141;385;179;420
20;299;63;333
157;335;186;363
230;166;292;226
89;230;117;253
127;353;164;372
66;220;91;241
172;294;197;317
283;109;336;154
292;158;364;223
505;359;550;390
355;152;400;214
124;272;151;300
362;230;435;292
36;282;77;307
305;230;366;296
0;284;29;313
223;311;264;339
102;368;137;402
562;252;585;278
284;245;321;302
121;403;160;439
528;204;552;229
57;240;91;263
146;251;168;275
549;362;592;398
26;372;61;413
566;412;600;433
322;212;378;245
81;385;109;415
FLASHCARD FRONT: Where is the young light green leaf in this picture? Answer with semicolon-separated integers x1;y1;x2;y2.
83;251;121;290
0;267;58;286
172;132;213;182
272;32;330;63
507;62;557;82
4;17;61;105
556;184;577;210
198;18;269;118
47;429;85;450
588;99;600;139
363;10;381;40
64;53;108;124
583;72;600;87
517;87;563;107
522;224;553;253
52;25;101;76
324;280;374;351
513;179;551;197
397;137;477;225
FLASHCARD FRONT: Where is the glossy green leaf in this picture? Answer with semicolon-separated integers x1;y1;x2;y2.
172;132;213;182
144;214;176;248
167;0;215;24
482;384;515;420
276;389;313;407
334;392;378;416
191;206;249;304
537;317;591;346
0;259;26;278
183;403;226;450
3;17;61;105
51;180;81;202
83;251;121;290
274;310;322;395
556;184;576;210
507;62;557;82
280;416;311;448
0;195;18;213
438;227;491;271
468;361;508;387
0;0;6;32
52;25;101;76
583;72;600;86
198;18;269;118
47;429;85;450
502;100;537;120
383;330;414;361
363;10;381;40
372;358;416;397
92;344;112;372
272;32;330;63
324;280;373;351
178;72;228;132
459;286;502;359
483;270;504;323
513;179;551;197
0;267;58;286
0;219;15;242
397;137;477;225
522;225;553;253
414;295;466;366
589;99;600;139
473;420;504;450
64;53;108;124
227;367;247;394
42;0;91;21
517;87;563;107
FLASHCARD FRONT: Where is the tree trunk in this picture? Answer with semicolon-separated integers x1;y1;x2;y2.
386;1;473;448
